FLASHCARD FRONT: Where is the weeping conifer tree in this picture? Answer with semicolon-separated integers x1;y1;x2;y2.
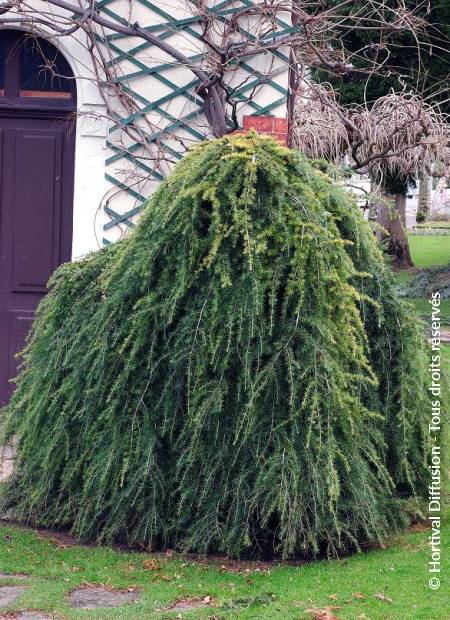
1;133;432;558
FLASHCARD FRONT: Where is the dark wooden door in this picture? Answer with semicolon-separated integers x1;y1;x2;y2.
0;31;76;407
0;115;75;406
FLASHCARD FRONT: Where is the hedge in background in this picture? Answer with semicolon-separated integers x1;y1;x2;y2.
1;133;432;558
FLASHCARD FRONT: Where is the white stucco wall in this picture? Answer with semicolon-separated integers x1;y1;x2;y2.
56;38;109;260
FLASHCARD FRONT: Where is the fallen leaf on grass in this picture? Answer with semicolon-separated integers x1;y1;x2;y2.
37;535;70;549
352;592;365;599
158;595;214;612
143;559;161;570
81;581;104;588
374;593;393;603
36;531;76;548
305;606;340;619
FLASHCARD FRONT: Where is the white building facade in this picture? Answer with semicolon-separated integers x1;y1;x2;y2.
0;1;291;404
5;0;291;258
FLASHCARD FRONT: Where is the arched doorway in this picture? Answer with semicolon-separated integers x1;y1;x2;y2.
0;31;76;406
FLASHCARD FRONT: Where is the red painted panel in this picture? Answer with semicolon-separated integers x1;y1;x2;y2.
243;115;274;132
273;117;288;133
241;116;288;145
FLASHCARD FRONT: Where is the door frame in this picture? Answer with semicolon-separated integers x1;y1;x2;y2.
0;31;77;406
0;30;77;266
0;26;109;260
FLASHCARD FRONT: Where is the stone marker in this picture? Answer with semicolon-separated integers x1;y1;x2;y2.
0;613;57;620
0;586;28;607
68;586;139;609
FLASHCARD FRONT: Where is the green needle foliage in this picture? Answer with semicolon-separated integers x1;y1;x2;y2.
1;133;433;558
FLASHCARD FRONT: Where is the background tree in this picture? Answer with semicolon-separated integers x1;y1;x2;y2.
293;86;449;269
309;0;450;268
315;0;450;111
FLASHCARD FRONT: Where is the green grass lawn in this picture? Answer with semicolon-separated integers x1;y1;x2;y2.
441;346;450;379
0;520;448;620
394;236;450;305
409;235;450;269
408;298;450;323
416;221;450;229
393;269;415;286
399;238;450;323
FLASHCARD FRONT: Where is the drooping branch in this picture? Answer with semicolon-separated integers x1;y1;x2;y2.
293;82;449;181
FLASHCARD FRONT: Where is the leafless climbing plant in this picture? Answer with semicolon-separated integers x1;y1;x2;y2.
0;0;436;140
0;0;446;250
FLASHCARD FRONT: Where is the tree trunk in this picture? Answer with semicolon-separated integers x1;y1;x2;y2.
416;175;431;223
287;7;301;148
376;192;414;270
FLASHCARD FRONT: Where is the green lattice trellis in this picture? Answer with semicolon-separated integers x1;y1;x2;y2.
98;0;291;243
